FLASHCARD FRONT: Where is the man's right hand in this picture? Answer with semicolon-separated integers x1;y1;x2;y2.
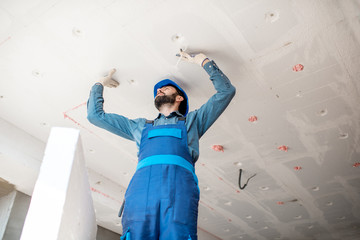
98;69;119;88
178;50;209;67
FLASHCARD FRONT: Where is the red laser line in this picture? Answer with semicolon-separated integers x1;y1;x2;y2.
200;200;233;223
64;101;87;112
0;36;11;47
200;200;215;211
198;226;223;240
90;187;122;204
63;112;95;134
200;163;240;193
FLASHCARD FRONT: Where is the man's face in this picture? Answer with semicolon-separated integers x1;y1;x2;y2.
154;85;179;111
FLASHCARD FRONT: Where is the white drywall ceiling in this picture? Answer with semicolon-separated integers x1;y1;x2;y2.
1;0;360;239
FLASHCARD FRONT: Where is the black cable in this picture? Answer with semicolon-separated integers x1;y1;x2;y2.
238;169;256;190
118;200;125;217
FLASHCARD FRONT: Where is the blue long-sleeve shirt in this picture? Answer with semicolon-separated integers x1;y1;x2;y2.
87;60;236;163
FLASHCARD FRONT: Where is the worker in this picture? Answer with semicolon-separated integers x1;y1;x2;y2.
87;50;236;240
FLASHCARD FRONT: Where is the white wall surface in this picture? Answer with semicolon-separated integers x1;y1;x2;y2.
20;127;96;240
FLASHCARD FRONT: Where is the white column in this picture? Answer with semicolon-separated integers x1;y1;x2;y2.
20;127;97;240
0;191;16;239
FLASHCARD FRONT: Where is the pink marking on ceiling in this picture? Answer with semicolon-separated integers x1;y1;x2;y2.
197;226;223;240
200;200;233;224
90;187;122;204
248;115;258;122
200;163;240;193
63;101;96;134
66;101;87;111
212;145;224;152
292;64;304;72
0;36;11;47
63;112;95;134
278;145;288;152
200;200;215;211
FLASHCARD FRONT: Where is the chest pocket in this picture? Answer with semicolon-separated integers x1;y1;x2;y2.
148;128;182;139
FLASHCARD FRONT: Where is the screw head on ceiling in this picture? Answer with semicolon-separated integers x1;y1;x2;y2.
339;133;349;139
72;27;83;37
265;11;280;23
312;186;320;191
317;109;328;117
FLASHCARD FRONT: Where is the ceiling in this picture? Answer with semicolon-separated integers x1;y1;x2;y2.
1;0;360;239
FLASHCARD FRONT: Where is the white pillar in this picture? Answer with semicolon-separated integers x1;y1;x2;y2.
20;127;97;240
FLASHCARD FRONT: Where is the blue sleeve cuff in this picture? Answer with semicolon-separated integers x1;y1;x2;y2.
203;60;221;76
91;83;104;92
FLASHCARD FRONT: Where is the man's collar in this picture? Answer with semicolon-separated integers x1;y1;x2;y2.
156;111;184;119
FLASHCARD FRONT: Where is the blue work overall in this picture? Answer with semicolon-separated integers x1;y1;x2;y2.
121;118;199;240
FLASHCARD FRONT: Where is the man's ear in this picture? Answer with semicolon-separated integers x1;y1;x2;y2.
176;95;184;102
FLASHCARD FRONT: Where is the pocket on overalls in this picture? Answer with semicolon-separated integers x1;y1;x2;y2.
173;169;200;225
123;168;150;222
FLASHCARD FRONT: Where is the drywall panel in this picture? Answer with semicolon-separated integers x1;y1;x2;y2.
230;0;298;52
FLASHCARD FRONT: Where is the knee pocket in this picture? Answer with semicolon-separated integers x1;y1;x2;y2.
173;170;199;225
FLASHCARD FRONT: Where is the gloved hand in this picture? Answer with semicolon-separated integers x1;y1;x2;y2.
177;50;209;67
98;69;119;88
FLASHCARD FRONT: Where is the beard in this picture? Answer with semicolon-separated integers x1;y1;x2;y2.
154;93;178;111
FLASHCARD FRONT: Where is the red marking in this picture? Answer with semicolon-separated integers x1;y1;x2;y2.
294;166;302;171
200;200;232;226
212;145;224;152
0;36;11;47
62;102;137;164
293;64;304;72
199;164;240;194
200;200;214;211
63;112;95;134
197;226;223;240
248;116;258;122
90;187;122;203
65;101;87;112
353;162;360;168
278;145;288;152
277;201;284;205
63;101;98;134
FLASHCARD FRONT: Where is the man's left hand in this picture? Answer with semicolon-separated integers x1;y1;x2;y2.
98;69;119;88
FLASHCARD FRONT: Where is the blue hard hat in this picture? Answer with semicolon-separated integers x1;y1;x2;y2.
154;79;189;116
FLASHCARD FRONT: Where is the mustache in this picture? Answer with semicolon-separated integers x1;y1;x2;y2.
156;90;165;97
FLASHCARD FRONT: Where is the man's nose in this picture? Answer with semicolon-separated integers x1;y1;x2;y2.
156;88;164;95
